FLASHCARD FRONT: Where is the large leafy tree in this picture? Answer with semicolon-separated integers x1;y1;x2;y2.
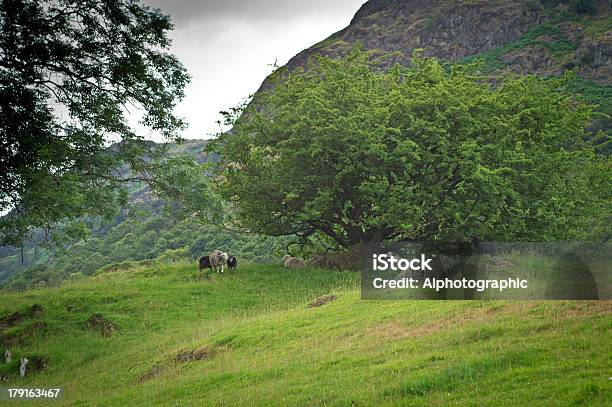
213;48;610;250
0;0;189;245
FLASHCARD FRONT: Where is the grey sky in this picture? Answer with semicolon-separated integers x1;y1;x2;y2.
143;0;365;140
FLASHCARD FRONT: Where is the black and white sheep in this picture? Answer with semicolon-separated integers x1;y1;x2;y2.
199;255;211;272
227;255;237;271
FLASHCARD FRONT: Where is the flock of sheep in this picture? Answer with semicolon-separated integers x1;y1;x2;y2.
198;250;237;275
197;251;306;276
198;239;498;276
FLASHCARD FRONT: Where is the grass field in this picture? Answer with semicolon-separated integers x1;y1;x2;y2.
0;262;610;406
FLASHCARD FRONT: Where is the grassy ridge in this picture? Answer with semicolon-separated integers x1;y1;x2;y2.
0;263;610;406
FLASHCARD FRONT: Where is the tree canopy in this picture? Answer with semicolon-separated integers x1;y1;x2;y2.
0;0;189;245
213;48;610;250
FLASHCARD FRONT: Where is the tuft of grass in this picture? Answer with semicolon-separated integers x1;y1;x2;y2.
394;348;540;396
583;17;612;39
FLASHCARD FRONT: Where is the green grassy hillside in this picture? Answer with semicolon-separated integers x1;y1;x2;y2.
0;263;610;406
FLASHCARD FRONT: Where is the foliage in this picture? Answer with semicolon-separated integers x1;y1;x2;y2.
565;78;612;115
146;155;225;223
0;0;189;245
212;48;609;249
2;204;289;290
565;77;612;154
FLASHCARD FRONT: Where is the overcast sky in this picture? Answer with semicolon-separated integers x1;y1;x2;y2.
143;0;365;140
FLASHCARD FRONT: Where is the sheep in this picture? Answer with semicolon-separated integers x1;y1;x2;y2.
210;250;229;273
199;255;211;272
282;254;306;269
227;255;237;271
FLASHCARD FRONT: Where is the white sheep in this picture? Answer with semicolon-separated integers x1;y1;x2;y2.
210;250;229;273
282;255;306;269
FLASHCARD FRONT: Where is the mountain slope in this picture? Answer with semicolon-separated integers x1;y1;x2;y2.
267;0;610;81
0;263;609;405
259;0;611;123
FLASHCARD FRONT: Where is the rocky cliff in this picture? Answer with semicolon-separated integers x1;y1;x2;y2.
258;0;611;122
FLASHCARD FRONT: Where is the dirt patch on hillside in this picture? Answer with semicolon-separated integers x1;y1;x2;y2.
530;300;612;318
308;295;337;308
0;313;24;330
0;321;48;347
8;355;49;377
367;301;612;341
0;304;43;329
87;314;117;337
23;321;47;335
138;345;218;383
367;304;511;340
29;304;44;317
0;305;46;346
138;365;165;383
26;355;48;374
173;346;215;363
367;319;451;340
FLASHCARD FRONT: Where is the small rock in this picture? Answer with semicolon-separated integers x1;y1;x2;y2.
19;357;28;377
173;347;215;363
138;365;164;383
87;314;117;337
308;295;337;308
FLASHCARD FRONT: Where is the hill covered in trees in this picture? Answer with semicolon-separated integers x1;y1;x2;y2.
0;139;287;290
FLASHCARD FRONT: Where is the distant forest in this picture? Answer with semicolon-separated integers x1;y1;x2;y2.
1;199;289;290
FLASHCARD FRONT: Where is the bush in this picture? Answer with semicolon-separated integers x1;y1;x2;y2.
155;248;189;264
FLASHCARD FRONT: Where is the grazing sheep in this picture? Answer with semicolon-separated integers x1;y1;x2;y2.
199;255;211;272
227;255;237;271
282;255;306;269
310;250;361;271
198;255;213;278
210;250;229;273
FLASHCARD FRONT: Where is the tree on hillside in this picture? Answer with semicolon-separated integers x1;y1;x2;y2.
0;0;189;245
212;48;610;250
